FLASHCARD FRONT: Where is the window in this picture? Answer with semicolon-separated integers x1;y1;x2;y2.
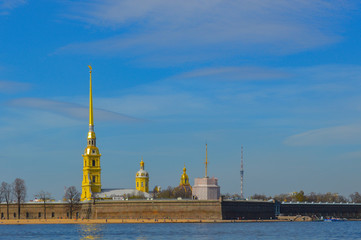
92;160;95;166
13;213;16;218
146;182;148;187
38;212;41;218
92;176;96;183
52;212;55;218
67;212;69;218
26;212;29;219
1;213;3;219
137;182;139;187
141;182;144;187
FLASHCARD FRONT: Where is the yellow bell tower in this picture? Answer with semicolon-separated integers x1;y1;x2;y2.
81;65;102;201
135;158;149;193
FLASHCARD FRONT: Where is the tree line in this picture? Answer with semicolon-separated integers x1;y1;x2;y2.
0;178;81;219
243;191;361;203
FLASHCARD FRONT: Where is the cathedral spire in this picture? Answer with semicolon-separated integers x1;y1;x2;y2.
81;65;102;201
88;65;94;131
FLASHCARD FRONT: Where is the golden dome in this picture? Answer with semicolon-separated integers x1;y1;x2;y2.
180;165;190;186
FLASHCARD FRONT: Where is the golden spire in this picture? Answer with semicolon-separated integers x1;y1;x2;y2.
205;143;208;178
87;65;96;140
88;65;94;128
140;157;144;170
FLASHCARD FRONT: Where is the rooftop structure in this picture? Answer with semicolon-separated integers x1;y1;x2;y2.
192;144;220;200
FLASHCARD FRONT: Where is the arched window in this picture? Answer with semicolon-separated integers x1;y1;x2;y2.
141;182;144;187
92;176;96;183
92;160;95;166
137;182;139;187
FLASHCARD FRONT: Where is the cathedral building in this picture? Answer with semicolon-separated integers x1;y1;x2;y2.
175;165;192;197
81;65;102;201
80;66;151;201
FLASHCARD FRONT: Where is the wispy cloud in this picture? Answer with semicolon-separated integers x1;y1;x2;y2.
0;0;26;15
284;125;361;146
0;80;30;93
9;98;141;123
56;1;353;63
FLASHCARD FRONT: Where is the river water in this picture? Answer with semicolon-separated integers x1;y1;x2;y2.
0;221;360;239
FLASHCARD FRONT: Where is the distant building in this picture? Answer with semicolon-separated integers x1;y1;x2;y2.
192;144;220;200
95;188;151;200
173;165;192;198
192;177;220;200
135;158;149;193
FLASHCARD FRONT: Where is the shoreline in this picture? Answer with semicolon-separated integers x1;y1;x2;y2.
0;218;287;225
0;218;359;225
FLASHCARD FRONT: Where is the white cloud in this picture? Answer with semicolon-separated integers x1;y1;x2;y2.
57;1;353;62
284;125;361;146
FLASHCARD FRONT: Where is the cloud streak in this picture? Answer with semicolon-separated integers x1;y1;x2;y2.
9;98;142;123
0;0;27;15
57;0;353;64
284;125;361;146
0;80;31;93
172;66;290;82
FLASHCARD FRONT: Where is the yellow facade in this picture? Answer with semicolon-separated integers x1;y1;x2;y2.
135;158;149;193
81;66;102;201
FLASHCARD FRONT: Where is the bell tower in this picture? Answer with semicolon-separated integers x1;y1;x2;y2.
81;65;102;201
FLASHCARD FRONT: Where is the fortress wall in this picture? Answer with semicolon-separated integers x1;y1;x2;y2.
221;200;276;220
90;200;222;220
3;200;361;220
0;203;69;219
280;203;361;218
0;200;223;220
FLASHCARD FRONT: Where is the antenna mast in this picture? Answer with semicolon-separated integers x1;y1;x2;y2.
240;145;244;199
205;143;208;178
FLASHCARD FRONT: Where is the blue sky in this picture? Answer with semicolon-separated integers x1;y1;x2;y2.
1;0;361;200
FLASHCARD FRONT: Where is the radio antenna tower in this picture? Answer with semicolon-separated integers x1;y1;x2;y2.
240;145;244;199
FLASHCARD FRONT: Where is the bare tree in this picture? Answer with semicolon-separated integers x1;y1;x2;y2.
1;182;12;219
64;186;81;219
13;178;26;219
35;191;52;219
350;192;361;203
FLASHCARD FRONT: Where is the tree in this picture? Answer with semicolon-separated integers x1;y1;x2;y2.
294;190;306;202
250;194;270;201
35;191;52;219
350;192;361;203
157;186;175;199
12;178;26;219
64;186;81;219
0;182;12;219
